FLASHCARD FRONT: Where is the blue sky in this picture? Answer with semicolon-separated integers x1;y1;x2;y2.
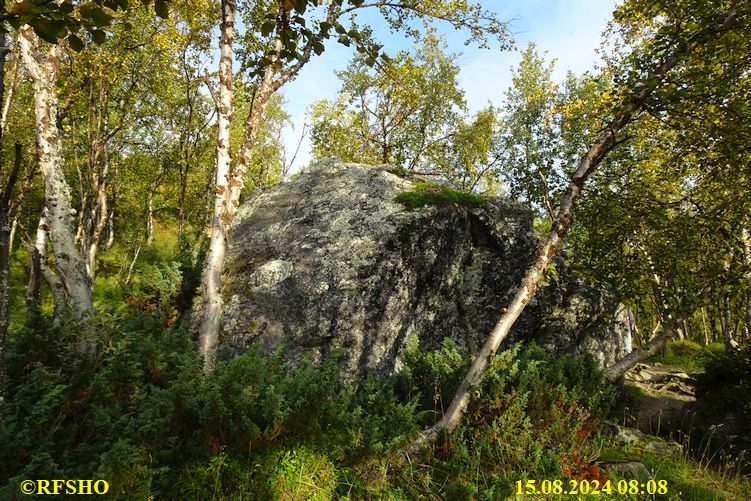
278;0;618;172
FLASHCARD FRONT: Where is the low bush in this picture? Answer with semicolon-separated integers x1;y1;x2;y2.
696;341;751;422
394;182;487;210
650;339;714;370
0;310;620;499
666;339;702;357
700;341;725;359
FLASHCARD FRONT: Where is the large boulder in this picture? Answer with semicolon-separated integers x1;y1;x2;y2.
219;159;628;378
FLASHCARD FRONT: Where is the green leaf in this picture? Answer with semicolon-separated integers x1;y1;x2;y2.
90;28;107;45
294;0;307;14
335;23;346;35
80;6;113;27
261;21;275;37
6;16;21;30
33;20;67;44
154;0;169;19
348;29;361;41
313;41;325;56
115;0;130;10
67;34;85;52
59;1;75;15
338;35;350;47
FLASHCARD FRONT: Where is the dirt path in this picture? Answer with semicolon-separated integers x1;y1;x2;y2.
624;363;699;437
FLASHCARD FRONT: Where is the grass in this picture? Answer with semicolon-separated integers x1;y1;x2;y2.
598;443;751;500
648;340;725;371
394;181;487;210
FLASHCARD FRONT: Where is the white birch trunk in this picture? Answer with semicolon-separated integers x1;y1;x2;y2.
198;0;236;372
85;147;111;279
18;26;93;319
146;188;154;247
197;3;327;369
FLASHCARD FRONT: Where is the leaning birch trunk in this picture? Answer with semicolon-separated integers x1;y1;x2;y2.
402;6;742;456
18;27;93;319
198;0;236;372
603;331;670;384
402;107;634;456
601;297;708;383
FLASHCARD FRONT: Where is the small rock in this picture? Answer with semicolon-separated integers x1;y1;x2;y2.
644;439;682;456
601;461;653;483
602;422;646;443
602;422;682;457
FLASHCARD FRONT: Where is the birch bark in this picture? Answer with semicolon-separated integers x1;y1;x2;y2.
18;26;93;319
198;3;328;371
198;0;236;371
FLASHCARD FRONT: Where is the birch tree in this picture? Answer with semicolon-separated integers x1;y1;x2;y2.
198;0;510;371
18;26;94;319
308;33;465;170
404;0;749;455
497;43;561;220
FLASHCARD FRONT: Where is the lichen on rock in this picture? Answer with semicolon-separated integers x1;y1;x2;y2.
219;160;628;379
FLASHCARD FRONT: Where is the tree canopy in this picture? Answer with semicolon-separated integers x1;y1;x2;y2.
0;0;750;496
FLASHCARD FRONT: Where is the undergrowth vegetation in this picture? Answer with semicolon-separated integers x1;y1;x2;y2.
649;340;726;370
1;298;623;499
696;341;751;462
2;262;749;499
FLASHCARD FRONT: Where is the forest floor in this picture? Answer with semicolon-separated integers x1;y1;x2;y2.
623;362;698;438
597;360;750;500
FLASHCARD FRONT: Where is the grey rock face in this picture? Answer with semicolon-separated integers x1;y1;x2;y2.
219;159;627;378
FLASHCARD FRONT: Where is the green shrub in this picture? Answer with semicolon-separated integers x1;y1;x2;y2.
393;336;470;425
0;312;205;499
1;310;619;499
667;339;702;357
701;342;725;359
394;182;487;210
697;341;751;421
650;339;709;370
124;261;182;312
696;341;751;468
383;342;616;498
